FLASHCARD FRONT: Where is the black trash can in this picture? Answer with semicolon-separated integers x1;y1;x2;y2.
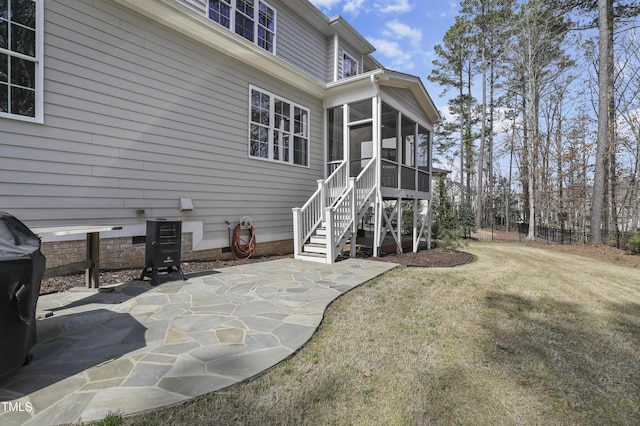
0;212;46;377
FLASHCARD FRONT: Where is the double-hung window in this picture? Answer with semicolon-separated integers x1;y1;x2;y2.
249;86;309;167
208;0;276;53
1;0;43;121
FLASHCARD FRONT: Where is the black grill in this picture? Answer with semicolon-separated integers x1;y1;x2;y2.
139;219;185;285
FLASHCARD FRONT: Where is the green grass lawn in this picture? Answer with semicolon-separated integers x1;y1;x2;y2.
109;242;640;425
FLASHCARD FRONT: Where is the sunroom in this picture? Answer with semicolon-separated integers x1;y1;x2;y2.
293;69;440;263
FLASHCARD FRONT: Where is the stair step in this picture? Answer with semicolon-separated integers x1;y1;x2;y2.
310;235;326;244
295;252;328;263
315;227;327;236
303;243;327;254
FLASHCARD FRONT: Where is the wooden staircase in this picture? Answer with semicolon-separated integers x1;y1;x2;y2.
293;158;376;264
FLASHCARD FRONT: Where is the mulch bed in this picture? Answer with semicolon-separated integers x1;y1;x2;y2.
39;249;472;295
369;248;474;267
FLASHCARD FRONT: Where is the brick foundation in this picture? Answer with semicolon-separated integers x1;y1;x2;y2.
41;233;293;271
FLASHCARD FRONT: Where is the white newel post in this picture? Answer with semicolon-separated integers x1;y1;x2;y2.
318;179;326;211
292;207;301;256
325;207;335;263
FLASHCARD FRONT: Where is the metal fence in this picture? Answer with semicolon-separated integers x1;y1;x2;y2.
471;224;635;249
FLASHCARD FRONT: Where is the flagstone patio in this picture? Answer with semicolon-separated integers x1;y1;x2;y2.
0;258;396;425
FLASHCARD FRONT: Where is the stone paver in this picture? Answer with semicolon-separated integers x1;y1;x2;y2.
0;258;396;425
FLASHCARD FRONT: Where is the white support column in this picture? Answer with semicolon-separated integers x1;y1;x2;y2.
373;193;381;257
396;197;402;254
412;198;418;252
350;177;357;258
427;199;433;249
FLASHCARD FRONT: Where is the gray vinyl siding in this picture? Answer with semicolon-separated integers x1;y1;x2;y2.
175;0;329;83
1;0;323;246
267;0;329;82
327;35;336;82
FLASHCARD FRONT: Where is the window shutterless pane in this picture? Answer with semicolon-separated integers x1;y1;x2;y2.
11;55;34;88
294;136;307;166
11;23;35;56
11;85;34;116
417;126;430;168
250;124;268;159
235;13;253;42
236;0;254;16
11;0;35;28
257;27;273;52
0;82;7;112
0;19;7;49
349;99;372;122
0;53;7;82
327;106;344;162
258;2;274;30
208;0;231;28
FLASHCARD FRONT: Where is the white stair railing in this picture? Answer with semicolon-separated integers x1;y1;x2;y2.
294;158;377;263
293;161;348;257
325;179;355;263
325;161;349;208
354;158;376;218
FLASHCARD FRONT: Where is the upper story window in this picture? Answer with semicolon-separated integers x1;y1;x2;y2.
249;86;309;167
1;0;43;122
208;0;276;53
342;51;358;79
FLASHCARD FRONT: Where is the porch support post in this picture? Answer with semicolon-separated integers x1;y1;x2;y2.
412;198;418;252
349;177;357;258
427;199;433;249
396;196;402;254
373;193;381;257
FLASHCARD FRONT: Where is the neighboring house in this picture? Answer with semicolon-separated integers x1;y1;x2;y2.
2;0;439;267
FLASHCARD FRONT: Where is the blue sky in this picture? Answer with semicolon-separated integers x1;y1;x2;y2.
309;0;460;111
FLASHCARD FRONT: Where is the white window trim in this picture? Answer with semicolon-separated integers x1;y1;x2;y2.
207;0;277;54
248;86;310;167
0;0;44;123
341;50;359;79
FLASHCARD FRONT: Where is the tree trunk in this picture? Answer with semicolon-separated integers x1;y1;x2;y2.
476;45;487;228
590;0;611;244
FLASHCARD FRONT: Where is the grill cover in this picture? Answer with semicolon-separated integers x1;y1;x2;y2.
0;212;46;377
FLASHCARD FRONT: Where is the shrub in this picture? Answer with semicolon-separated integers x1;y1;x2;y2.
626;232;640;254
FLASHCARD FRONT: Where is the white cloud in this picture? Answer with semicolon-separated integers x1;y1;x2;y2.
308;0;343;9
385;19;422;47
344;0;366;14
375;0;412;13
368;37;415;71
